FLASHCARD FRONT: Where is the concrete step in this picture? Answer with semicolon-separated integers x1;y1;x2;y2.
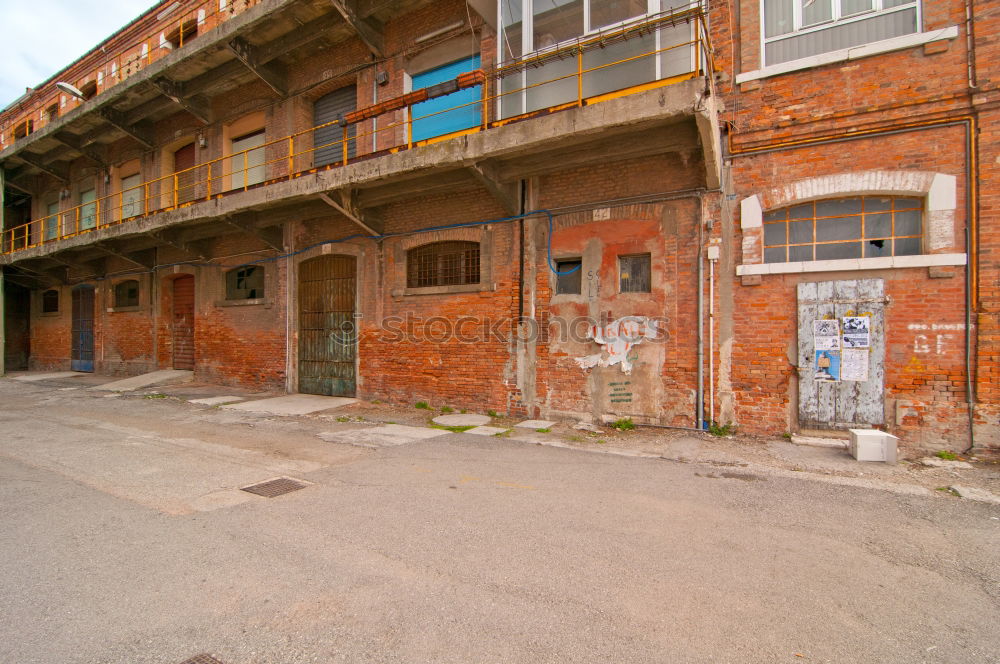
791;434;849;449
89;370;194;392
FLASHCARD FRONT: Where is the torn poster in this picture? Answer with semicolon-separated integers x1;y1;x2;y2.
813;319;841;351
842;316;871;348
840;348;869;382
575;316;661;374
814;350;840;382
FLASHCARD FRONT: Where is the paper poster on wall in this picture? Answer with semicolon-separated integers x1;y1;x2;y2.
841;348;869;382
814;350;841;382
813;319;841;351
842;316;871;348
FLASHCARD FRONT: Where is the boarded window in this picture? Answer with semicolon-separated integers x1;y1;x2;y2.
555;258;582;294
407;242;480;288
42;289;59;313
226;265;265;300
619;254;651;293
763;196;923;263
115;280;140;307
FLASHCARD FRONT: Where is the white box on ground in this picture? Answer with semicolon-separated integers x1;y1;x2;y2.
848;429;898;464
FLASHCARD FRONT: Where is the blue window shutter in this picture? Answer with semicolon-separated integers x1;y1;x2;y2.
411;55;481;142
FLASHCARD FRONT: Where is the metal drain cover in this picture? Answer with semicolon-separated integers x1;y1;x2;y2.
179;655;225;664
241;477;309;497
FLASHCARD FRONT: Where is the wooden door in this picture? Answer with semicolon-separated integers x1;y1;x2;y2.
172;276;195;370
298;255;356;396
71;286;95;372
797;279;886;429
174;143;197;205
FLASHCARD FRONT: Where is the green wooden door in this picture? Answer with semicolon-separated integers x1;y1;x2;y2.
298;255;356;396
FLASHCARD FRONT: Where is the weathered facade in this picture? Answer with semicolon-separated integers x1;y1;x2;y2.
0;0;995;452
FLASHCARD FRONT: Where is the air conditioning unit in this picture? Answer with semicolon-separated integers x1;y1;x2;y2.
849;429;898;464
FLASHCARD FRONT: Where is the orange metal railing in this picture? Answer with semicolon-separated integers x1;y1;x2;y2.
0;0;260;145
2;7;710;255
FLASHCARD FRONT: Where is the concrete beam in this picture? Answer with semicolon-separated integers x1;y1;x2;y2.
330;0;384;58
99;108;155;149
222;215;284;252
145;231;208;261
318;190;382;235
227;37;287;97
15;152;68;183
149;77;211;124
256;13;343;64
94;243;155;269
467;161;518;215
52;132;106;167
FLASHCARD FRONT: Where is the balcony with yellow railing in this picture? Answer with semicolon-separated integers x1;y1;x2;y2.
0;0;263;148
2;6;715;258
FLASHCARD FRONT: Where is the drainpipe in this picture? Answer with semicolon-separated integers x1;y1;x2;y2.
696;196;705;429
707;241;719;424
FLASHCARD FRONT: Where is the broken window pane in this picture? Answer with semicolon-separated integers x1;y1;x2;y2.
802;0;834;27
226;266;265;300
115;280;140;307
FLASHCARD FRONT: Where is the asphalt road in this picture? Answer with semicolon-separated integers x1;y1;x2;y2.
0;379;997;664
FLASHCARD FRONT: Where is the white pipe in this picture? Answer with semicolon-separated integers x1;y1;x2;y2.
709;250;715;424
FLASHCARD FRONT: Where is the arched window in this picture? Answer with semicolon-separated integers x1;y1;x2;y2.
226;265;265;300
406;241;480;288
763;196;923;264
114;280;140;307
42;289;59;313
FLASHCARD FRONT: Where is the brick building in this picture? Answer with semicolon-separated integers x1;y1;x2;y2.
0;0;995;452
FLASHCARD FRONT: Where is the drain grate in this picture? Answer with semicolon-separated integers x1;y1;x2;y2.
241;476;309;498
179;655;225;664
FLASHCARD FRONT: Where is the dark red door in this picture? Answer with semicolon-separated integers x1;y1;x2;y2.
174;143;197;205
172;276;195;370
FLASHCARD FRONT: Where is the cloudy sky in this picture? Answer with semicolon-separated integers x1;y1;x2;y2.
0;0;156;109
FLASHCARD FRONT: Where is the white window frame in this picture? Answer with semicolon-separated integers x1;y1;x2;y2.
497;0;700;117
760;0;922;68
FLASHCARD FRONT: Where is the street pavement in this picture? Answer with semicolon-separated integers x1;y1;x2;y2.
0;377;997;664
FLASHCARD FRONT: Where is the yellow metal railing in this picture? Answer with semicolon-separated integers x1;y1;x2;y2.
0;0;260;144
2;8;710;255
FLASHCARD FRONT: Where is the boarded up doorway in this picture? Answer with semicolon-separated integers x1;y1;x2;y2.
4;282;30;370
298;255;356;396
797;279;886;429
71;285;95;372
172;275;195;370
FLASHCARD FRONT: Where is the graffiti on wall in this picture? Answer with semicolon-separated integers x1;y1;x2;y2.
575;316;661;374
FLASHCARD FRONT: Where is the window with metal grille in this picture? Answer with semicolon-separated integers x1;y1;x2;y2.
226;266;265;300
114;280;139;307
763;196;923;263
619;254;651;293
555;258;582;294
407;242;480;288
42;289;59;313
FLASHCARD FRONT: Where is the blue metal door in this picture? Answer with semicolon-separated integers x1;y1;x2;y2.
411;55;481;143
71;285;95;372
